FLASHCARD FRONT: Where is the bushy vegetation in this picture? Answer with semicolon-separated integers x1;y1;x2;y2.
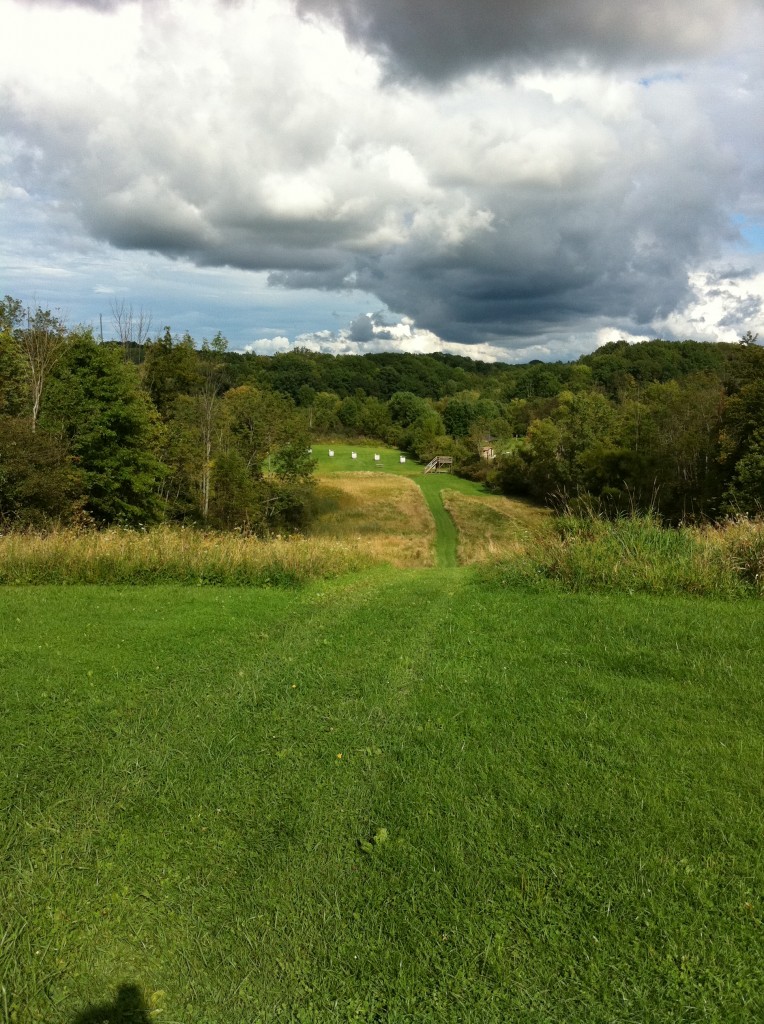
484;511;764;597
2;293;762;533
490;373;764;522
0;299;315;533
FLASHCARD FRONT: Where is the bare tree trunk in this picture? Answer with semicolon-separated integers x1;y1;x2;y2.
198;360;225;521
20;307;67;431
111;300;152;361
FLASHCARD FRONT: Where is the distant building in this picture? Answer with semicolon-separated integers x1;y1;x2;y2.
480;434;496;460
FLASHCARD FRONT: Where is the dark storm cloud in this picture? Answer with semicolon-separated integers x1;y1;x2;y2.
348;313;374;341
297;0;747;81
2;0;762;351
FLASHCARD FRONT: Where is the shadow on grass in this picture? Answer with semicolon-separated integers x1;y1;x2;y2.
69;984;151;1024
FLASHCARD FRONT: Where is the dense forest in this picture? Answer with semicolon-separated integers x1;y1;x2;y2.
1;294;762;531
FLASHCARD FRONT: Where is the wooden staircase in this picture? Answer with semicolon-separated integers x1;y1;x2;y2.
424;456;453;474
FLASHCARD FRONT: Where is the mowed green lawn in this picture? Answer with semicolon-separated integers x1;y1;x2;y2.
311;443;417;477
2;572;763;1023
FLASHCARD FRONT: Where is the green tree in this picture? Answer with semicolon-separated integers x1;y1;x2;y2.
42;331;165;525
359;396;392;438
638;376;724;519
182;385;316;532
312;391;341;434
0;417;84;527
223;386;307;471
142;328;201;417
0;296;27;416
722;426;764;515
208;448;258;530
16;304;68;430
403;409;446;461
272;441;316;483
338;396;364;432
442;395;478;438
388;391;430;428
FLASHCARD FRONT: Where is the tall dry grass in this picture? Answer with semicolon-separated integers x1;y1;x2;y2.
0;473;435;584
441;490;550;565
484;512;764;597
308;473;435;568
0;526;375;585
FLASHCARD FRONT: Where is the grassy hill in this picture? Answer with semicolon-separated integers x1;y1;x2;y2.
1;451;763;1022
308;443;546;569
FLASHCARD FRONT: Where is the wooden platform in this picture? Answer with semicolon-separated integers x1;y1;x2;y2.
424;456;453;474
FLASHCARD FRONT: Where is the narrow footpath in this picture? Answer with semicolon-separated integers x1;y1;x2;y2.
414;475;460;568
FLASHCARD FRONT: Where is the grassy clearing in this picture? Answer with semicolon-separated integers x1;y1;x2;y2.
0;526;373;586
311;443;490;568
312;443;416;477
442;491;550;565
308;473;435;568
1;574;763;1022
485;513;764;598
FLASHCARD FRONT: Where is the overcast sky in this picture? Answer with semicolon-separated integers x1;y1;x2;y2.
1;0;763;361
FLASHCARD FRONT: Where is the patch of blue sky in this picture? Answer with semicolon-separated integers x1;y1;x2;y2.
732;214;764;253
638;71;685;88
0;212;383;350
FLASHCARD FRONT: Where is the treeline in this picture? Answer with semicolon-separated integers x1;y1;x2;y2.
491;341;764;521
1;293;762;530
216;335;764;522
0;301;313;532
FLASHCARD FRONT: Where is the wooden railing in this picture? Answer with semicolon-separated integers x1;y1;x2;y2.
424;456;453;474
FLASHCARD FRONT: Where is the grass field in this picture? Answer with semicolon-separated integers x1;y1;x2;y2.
2;448;764;1022
2;573;763;1023
308;474;435;567
0;527;374;586
442;491;549;565
310;443;501;568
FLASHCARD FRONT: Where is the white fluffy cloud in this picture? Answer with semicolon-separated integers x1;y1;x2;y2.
1;0;763;357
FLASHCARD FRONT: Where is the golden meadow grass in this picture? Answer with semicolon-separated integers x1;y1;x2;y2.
308;472;435;568
0;474;434;583
0;525;376;585
441;490;550;565
1;482;762;594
